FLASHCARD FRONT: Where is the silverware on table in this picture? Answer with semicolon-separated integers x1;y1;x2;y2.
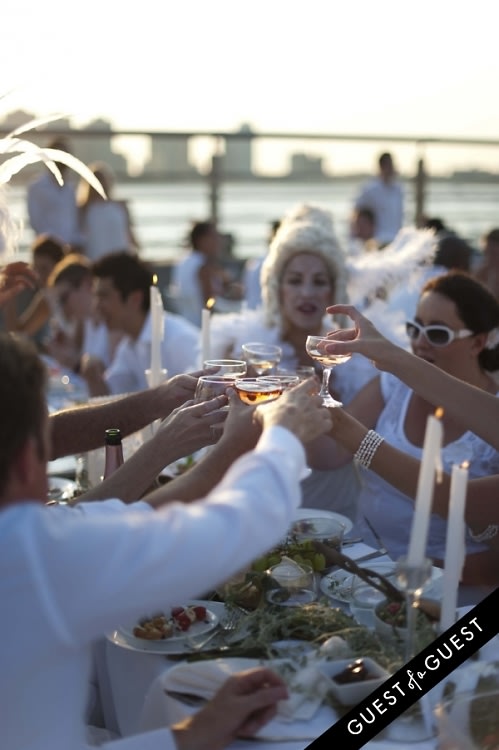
358;516;389;562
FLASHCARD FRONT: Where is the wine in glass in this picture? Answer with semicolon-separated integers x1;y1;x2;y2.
234;377;283;405
241;342;282;376
305;335;352;407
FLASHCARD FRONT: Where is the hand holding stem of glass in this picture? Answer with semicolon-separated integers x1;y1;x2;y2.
305;335;352;407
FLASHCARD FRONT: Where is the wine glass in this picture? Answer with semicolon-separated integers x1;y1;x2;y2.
260;373;299;390
305;335;352;407
234;377;283;405
203;359;247;379
241;342;282;376
194;375;231;403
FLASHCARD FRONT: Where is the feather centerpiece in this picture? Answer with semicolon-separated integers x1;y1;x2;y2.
0;106;107;256
345;227;437;307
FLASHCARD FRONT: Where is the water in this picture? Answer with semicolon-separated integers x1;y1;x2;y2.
5;177;499;263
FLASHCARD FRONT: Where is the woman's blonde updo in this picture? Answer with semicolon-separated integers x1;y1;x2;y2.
260;205;348;330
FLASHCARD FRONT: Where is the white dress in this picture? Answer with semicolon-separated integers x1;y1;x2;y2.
355;372;499;562
80;201;132;260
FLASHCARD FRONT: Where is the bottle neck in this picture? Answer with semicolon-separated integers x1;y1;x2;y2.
103;443;124;479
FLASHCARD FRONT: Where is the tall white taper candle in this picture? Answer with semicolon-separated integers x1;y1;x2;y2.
407;409;443;567
440;461;468;632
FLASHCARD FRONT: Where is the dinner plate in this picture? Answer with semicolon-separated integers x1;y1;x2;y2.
109;600;223;655
293;508;353;536
320;562;444;604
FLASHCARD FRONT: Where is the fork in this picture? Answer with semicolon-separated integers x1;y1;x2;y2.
186;609;242;651
355;516;389;563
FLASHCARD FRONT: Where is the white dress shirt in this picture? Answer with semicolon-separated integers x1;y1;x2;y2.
105;310;199;394
354;177;404;246
0;425;305;750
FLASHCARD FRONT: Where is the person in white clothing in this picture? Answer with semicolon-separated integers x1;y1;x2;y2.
81;252;199;395
308;271;499;596
169;221;242;326
44;253;114;373
77;162;139;260
0;332;331;750
353;152;404;247
26;137;83;249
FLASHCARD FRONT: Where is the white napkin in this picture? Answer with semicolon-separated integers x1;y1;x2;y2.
159;657;328;721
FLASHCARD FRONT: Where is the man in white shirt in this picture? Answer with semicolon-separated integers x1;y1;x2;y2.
354;152;404;247
81;252;199;396
0;332;331;750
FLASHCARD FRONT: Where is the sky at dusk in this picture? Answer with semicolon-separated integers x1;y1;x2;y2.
3;0;499;176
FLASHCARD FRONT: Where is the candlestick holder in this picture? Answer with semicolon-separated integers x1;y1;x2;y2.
381;556;436;744
395;556;432;662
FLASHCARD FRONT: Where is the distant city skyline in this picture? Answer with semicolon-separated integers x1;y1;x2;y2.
3;0;499;177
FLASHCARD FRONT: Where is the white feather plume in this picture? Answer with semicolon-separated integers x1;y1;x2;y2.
346;227;437;306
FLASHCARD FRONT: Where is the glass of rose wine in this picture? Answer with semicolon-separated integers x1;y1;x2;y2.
234;377;283;405
305;335;352;407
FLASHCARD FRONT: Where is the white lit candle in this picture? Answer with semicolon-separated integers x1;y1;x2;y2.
407;409;444;567
149;277;164;388
440;461;468;632
201;297;215;364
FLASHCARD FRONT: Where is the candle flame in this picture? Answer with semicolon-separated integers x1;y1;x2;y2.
461;460;470;470
206;297;216;310
435;407;444;419
152;274;158;286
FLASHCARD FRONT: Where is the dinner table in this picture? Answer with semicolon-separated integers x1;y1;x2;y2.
97;536;494;750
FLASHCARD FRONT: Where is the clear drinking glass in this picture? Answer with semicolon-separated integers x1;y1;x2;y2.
265;561;317;606
434;688;499;750
305;334;352;407
194;375;231;403
203;359;247;379
241;342;282;376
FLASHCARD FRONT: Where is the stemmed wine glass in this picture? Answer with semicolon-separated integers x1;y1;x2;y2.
241;342;282;376
305;335;352;407
203;359;247;379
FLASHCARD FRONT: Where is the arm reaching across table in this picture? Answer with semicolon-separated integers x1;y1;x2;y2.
325;303;499;451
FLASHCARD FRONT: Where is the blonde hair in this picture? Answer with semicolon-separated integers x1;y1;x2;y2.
261;210;348;330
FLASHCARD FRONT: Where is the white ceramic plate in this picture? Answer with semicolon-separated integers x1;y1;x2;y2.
320;563;444;604
293;508;353;536
109;601;222;655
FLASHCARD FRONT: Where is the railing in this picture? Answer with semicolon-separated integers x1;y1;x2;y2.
3;126;499;230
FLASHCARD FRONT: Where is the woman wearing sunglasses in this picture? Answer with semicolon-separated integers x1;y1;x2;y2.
307;271;499;598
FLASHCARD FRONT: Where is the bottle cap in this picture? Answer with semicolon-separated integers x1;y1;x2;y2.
105;428;122;445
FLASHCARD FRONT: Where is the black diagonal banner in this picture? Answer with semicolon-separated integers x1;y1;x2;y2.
306;586;499;750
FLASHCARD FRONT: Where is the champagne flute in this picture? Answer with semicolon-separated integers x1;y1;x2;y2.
241;342;282;376
305;335;351;407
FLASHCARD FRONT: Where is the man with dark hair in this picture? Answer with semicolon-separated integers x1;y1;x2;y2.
353;151;404;246
0;330;332;750
169;220;242;325
81;251;199;395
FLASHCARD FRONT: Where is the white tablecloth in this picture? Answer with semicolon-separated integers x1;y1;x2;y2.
100;543;403;748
